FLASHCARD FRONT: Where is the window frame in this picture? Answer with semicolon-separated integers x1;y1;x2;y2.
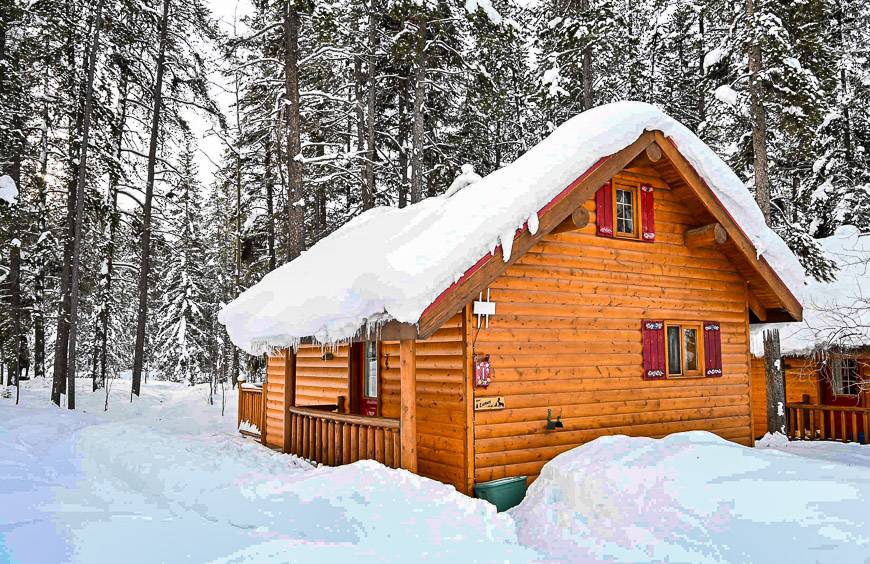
363;340;379;399
612;183;640;239
832;357;861;397
664;321;705;378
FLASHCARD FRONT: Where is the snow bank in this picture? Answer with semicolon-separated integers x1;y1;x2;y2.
0;174;17;205
752;224;870;356
513;431;870;562
219;101;805;354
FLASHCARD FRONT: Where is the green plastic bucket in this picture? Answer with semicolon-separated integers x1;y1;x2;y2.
474;476;528;512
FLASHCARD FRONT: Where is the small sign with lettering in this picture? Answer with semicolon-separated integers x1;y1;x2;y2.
474;396;505;411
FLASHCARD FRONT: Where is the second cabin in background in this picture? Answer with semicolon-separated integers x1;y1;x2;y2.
221;102;804;496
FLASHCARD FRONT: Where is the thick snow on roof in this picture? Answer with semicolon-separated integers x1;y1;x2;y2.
220;101;806;354
752;225;870;357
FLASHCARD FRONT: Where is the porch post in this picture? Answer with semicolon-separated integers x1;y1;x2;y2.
400;338;417;472
283;347;297;453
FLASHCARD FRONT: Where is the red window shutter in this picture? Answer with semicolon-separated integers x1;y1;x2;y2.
704;321;723;377
595;182;613;237
642;320;666;380
640;184;655;242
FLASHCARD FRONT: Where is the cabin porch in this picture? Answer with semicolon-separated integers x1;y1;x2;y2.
238;339;420;472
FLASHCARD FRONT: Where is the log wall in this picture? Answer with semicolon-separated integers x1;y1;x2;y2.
296;344;350;407
381;313;469;492
471;167;755;484
751;356;823;438
263;351;287;450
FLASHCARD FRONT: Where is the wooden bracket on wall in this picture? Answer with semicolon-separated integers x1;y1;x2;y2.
550;206;590;235
747;290;768;322
684;222;727;249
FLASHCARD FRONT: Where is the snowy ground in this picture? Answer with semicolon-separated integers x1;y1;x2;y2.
3;379;870;563
0;379;533;563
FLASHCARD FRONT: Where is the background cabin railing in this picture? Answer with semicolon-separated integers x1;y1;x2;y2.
786;403;870;444
238;384;263;439
287;406;401;468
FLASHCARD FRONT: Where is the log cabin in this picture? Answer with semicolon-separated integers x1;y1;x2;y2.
750;225;870;443
221;102;805;495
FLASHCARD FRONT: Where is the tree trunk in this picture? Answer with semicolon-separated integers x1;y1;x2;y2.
397;77;409;208
764;329;786;435
232;74;242;389
410;18;426;205
364;0;378;209
354;56;370;209
66;1;104;410
132;0;171;397
96;71;128;391
580;0;593;110
284;3;305;261
33;52;51;381
746;0;771;221
53;14;86;404
697;11;706;126
264;132;276;272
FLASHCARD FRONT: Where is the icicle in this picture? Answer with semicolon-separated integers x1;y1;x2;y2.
499;227;516;263
527;212;540;235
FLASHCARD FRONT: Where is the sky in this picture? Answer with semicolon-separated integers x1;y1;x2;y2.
192;0;254;187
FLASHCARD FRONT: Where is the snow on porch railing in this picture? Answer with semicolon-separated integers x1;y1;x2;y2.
287;406;401;468
238;384;263;439
786;403;870;444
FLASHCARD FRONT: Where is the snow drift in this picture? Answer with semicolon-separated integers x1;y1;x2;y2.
512;431;870;562
752;224;870;356
219;101;806;354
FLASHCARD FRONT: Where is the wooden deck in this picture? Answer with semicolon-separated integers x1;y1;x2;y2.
287;405;401;468
786;403;870;444
238;384;263;439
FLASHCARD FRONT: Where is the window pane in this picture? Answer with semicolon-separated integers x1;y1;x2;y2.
616;188;634;234
364;342;378;397
844;359;859;395
667;326;682;375
684;328;698;372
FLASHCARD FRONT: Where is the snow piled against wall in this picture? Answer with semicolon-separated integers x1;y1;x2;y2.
512;431;870;562
219;101;806;354
751;225;870;356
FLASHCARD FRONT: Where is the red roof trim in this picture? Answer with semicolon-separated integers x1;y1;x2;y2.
419;156;609;321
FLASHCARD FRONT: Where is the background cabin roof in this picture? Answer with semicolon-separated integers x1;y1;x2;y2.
751;225;870;358
219;101;807;355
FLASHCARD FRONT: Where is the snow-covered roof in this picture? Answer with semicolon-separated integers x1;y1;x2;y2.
752;225;870;357
219;101;806;355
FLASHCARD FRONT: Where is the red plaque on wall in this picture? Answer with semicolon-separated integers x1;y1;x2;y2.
474;355;492;388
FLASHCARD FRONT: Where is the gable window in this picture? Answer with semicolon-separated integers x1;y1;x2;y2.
614;186;638;237
832;358;860;396
596;180;655;242
664;322;703;377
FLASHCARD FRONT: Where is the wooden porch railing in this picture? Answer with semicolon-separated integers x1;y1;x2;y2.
786;403;870;444
238;384;263;439
287;406;401;468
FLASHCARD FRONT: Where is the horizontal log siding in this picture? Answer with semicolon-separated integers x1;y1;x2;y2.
472;168;754;483
381;313;467;491
295;344;350;407
751;356;821;438
264;352;287;450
